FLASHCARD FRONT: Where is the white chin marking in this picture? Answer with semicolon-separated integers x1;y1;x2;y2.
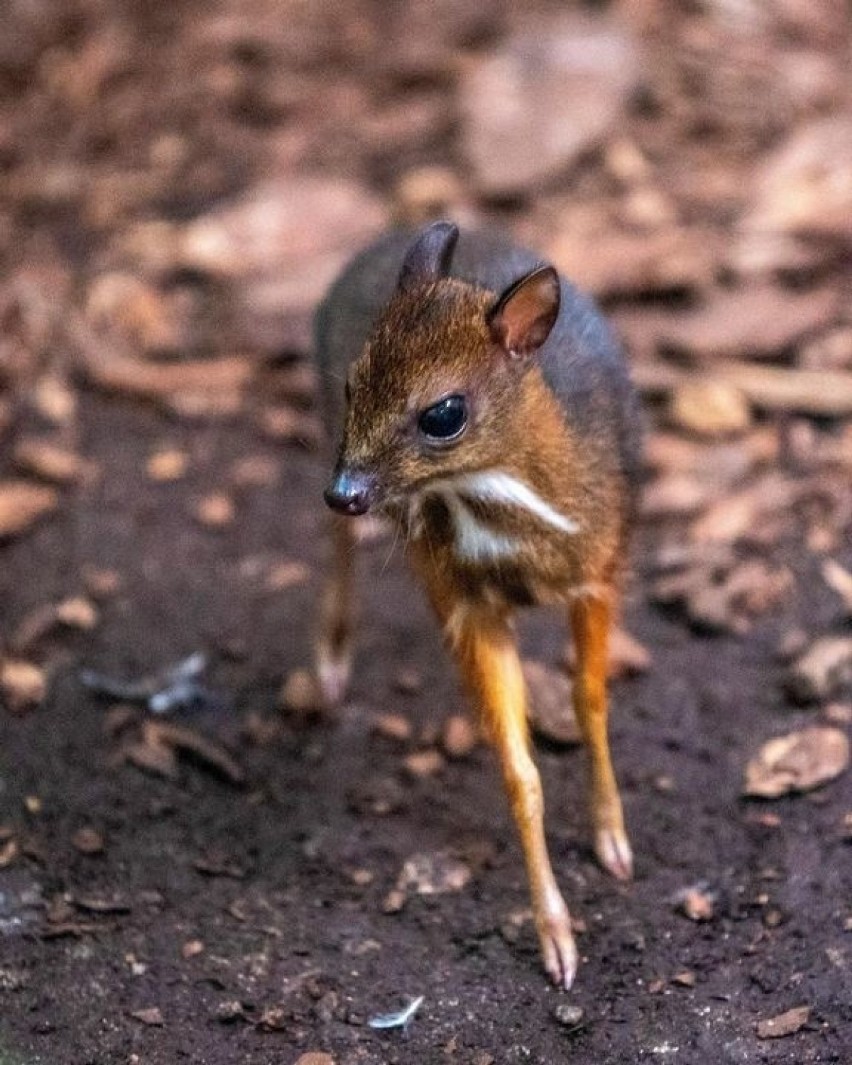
452;470;579;535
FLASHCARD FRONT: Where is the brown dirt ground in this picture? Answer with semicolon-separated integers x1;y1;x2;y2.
0;391;850;1064
1;1;851;1063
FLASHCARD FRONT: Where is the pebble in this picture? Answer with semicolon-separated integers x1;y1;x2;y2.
394;165;464;224
553;1003;584;1028
194;492;234;527
71;826;105;855
1;660;47;714
392;666;423;694
55;596;99;630
279;668;321;716
402;749;444;779
441;714;478;759
373;713;412;743
146;449;189;482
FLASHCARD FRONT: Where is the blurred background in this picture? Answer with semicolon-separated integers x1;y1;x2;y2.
1;0;850;410
2;0;851;645
1;2;851;1062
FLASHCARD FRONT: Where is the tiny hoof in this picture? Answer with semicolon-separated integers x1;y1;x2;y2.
595;826;633;882
315;645;352;708
538;914;578;990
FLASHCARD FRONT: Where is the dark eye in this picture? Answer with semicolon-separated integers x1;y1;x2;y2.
418;394;467;443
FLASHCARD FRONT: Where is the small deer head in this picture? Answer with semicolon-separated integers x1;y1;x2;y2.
324;222;560;517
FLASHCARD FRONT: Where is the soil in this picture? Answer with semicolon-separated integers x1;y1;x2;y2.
1;2;851;1064
0;392;849;1064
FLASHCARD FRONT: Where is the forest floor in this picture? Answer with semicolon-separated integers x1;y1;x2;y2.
1;2;850;1063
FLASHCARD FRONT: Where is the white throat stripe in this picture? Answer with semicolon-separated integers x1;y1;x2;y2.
442;492;520;562
450;470;579;535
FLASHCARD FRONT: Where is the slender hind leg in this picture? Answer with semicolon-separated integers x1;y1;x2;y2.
314;514;356;706
570;592;632;881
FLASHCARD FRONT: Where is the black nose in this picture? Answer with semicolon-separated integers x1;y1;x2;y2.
324;468;377;516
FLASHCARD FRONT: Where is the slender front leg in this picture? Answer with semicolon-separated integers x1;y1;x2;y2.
447;602;578;989
570;593;632;881
314;514;356;706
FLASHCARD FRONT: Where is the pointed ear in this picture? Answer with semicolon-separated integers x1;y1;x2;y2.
398;221;459;293
487;266;560;358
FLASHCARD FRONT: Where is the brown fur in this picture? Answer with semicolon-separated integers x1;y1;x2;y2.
313;224;639;989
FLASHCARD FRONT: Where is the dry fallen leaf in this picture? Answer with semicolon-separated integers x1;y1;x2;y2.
73;315;251;407
689;474;798;544
523;660;580;745
394;164;465;225
14;439;94;485
786;637;852;703
85;272;183;353
264;559;310;592
744;727;849;798
118;719;244;784
143;721;245;785
656;283;840;362
607;627;651;679
11;595;99;651
32;374;77;425
684;561;792;634
461;14;637;196
644;428;778;478
123;736;179;780
372;713;412;743
0;837;20;868
635;360;852;418
641;472;716;519
229;454;279;488
550;225;716;299
755;1005;810;1040
56;597;99;630
128;1007;164;1027
392;851;472;908
822;559;852;617
669;379;751;438
258;405;322;448
0;480;59;538
1;660;47;713
182;939;204;959
279;668;322;717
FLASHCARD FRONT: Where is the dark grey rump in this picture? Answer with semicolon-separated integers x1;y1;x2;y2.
314;228;642;503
